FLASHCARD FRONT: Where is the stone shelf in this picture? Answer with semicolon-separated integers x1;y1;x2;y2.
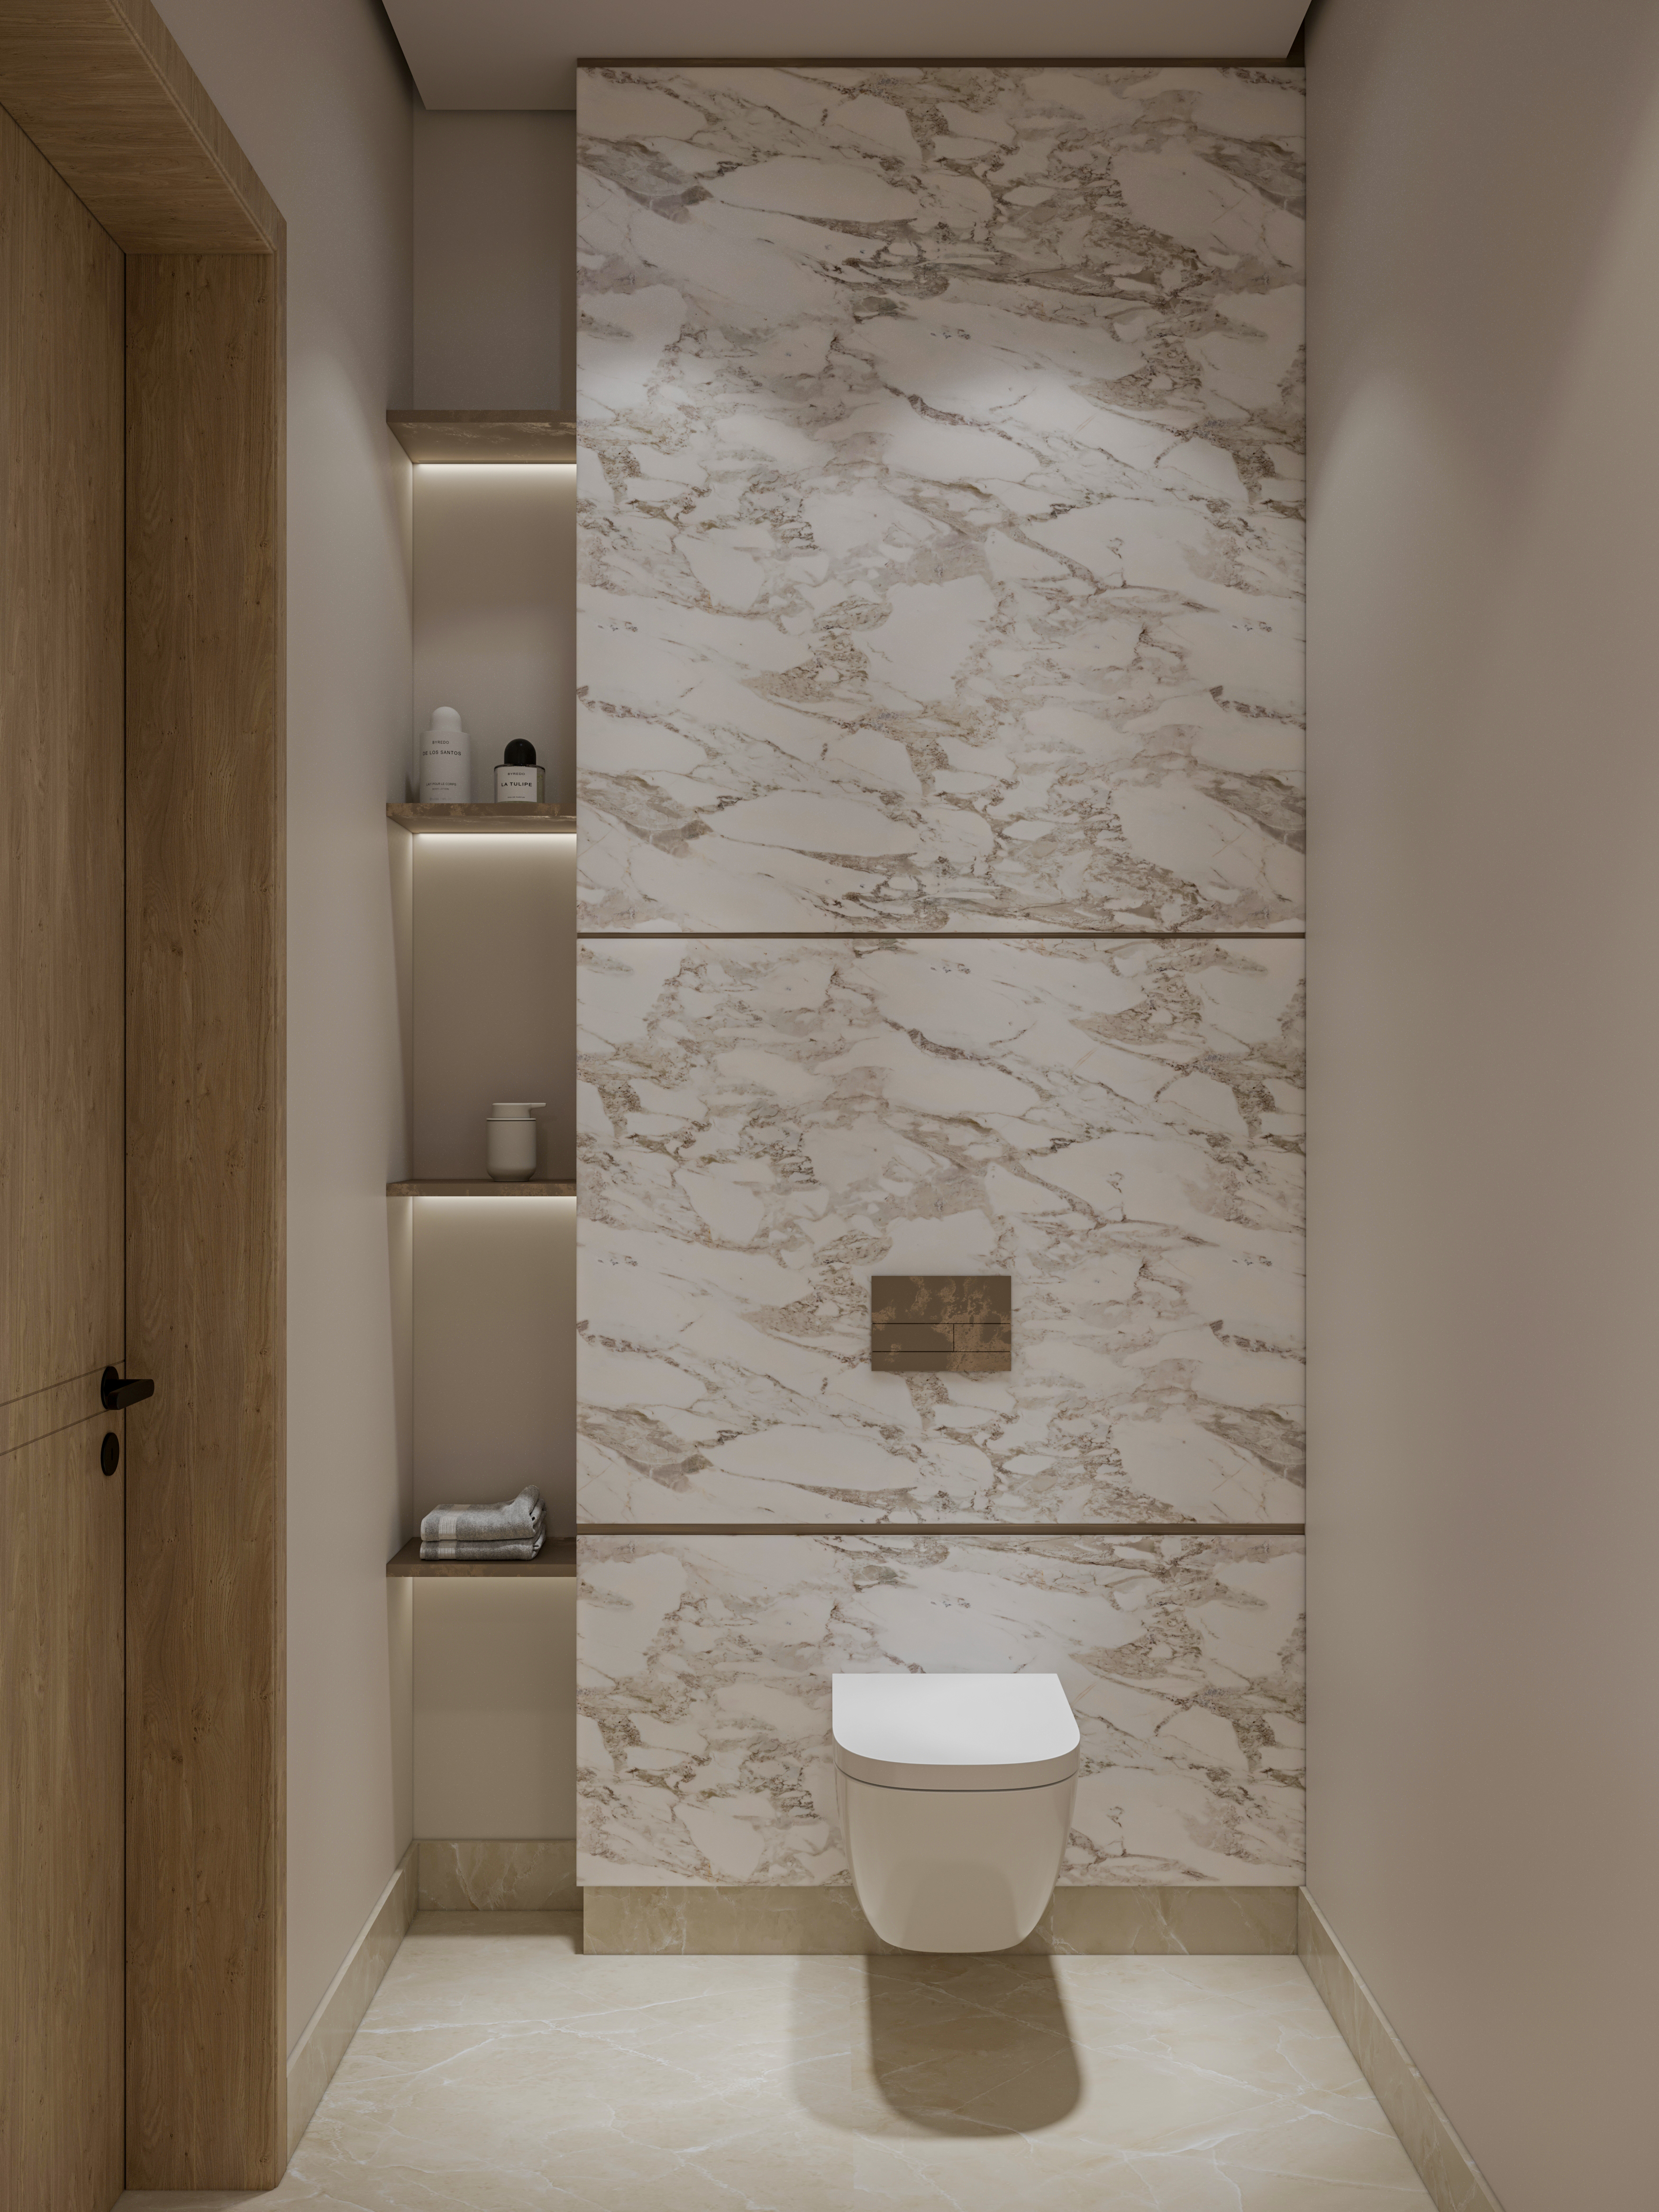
387;1537;576;1580
387;409;575;464
386;1181;574;1197
388;802;575;835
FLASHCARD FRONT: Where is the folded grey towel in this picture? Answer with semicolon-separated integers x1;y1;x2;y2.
420;1531;545;1562
420;1486;544;1545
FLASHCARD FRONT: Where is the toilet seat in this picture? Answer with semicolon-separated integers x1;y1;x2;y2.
832;1672;1080;1790
831;1674;1081;1953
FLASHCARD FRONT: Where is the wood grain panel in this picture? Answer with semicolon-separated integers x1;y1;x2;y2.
0;0;279;254
0;1418;125;2211
125;251;286;2188
0;1369;107;1458
0;105;125;1410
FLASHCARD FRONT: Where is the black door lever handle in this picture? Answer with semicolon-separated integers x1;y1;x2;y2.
101;1366;155;1411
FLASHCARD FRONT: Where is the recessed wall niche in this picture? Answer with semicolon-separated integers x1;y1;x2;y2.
412;833;576;1180
412;463;576;808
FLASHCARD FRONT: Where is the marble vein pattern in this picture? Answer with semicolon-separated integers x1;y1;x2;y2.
577;1533;1304;1889
118;1916;1435;2211
578;936;1304;1525
577;64;1305;933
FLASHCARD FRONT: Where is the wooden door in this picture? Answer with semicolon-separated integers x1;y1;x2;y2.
0;100;127;2211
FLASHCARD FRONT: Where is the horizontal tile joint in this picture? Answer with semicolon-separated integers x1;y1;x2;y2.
575;1524;1307;1537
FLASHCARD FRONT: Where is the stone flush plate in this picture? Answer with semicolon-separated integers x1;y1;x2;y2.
870;1276;1012;1374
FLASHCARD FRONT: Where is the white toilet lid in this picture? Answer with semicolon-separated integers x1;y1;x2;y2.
831;1673;1081;1791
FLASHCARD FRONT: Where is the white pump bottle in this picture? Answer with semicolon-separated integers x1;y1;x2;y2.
419;705;471;803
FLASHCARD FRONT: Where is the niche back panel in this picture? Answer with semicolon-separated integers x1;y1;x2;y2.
577;936;1303;1526
576;64;1304;934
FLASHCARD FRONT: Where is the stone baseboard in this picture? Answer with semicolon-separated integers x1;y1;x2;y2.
583;1883;1298;1957
285;1841;418;2162
1298;1890;1503;2212
418;1838;579;1911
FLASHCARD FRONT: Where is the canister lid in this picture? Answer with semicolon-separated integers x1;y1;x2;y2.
502;738;538;765
490;1101;546;1118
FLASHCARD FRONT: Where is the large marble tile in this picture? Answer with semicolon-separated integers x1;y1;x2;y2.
119;1923;1431;2210
418;1838;579;1912
578;936;1303;1525
583;1883;1297;1956
577;64;1304;934
577;1533;1304;1889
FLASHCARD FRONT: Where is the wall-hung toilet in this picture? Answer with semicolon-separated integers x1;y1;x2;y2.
832;1673;1080;1953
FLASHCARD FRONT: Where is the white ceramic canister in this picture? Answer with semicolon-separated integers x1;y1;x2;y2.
419;706;471;803
486;1101;545;1181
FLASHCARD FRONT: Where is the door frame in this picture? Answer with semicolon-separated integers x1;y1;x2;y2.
0;2;287;2188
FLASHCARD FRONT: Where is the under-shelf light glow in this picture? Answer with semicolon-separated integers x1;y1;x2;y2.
413;831;576;842
414;462;577;472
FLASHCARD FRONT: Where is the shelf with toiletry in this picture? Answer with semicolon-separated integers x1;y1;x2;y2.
386;1537;576;1580
389;802;574;836
414;705;561;813
395;1483;565;1576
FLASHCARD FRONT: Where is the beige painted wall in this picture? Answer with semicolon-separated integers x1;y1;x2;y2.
412;1580;578;1838
413;107;576;410
148;0;418;2048
1307;5;1659;2204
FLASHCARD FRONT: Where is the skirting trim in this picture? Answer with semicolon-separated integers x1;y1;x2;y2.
285;1842;419;2164
1298;1889;1503;2212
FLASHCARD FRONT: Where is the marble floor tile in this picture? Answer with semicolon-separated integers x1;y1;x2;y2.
119;1913;1431;2211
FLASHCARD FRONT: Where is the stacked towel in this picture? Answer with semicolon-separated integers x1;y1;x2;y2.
420;1485;545;1561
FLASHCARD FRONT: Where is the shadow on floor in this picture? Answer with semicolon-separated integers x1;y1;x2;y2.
860;1950;1084;2134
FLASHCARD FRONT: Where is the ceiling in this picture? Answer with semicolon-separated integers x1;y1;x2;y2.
382;0;1308;109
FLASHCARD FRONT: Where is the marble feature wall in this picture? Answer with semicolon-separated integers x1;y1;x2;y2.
577;1533;1304;1888
578;935;1304;1525
577;65;1305;934
575;64;1306;1899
